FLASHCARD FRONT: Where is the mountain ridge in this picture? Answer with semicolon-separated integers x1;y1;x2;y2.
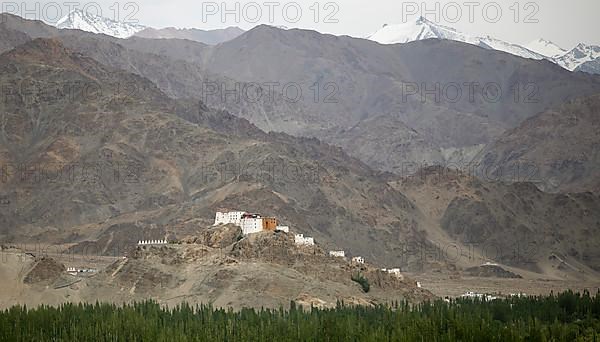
56;9;146;38
369;17;600;74
525;38;567;58
134;26;245;45
368;17;546;60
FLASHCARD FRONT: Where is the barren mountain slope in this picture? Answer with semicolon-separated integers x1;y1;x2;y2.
3;15;600;174
394;167;600;279
0;228;433;310
0;38;433;271
473;94;600;193
0;24;30;54
134;27;244;45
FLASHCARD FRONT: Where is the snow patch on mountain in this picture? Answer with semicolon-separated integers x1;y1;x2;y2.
525;39;567;58
56;9;145;38
367;18;474;44
368;17;545;61
555;43;600;71
478;36;545;60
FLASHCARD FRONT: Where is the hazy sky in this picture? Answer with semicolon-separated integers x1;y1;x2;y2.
6;0;599;49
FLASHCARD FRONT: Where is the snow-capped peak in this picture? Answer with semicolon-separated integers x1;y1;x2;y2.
555;43;600;71
56;9;146;38
368;17;545;61
525;38;567;58
368;16;470;44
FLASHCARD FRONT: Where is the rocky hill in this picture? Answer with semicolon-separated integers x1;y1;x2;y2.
0;14;598;308
394;167;600;278
472;94;600;193
0;24;30;54
0;38;433;272
3;14;600;175
0;227;433;310
119;25;600;168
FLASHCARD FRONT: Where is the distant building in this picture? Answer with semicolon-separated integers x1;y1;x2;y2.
67;267;97;276
482;261;499;266
352;256;365;264
214;211;282;235
241;215;263;235
262;217;278;231
214;211;246;226
509;293;527;298
329;251;345;258
138;240;167;246
294;234;315;246
386;268;402;279
461;292;497;301
276;226;290;233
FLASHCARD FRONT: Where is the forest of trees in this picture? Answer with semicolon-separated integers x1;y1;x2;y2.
1;290;599;341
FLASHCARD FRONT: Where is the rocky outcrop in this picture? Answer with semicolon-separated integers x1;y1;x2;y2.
182;224;243;248
23;258;65;284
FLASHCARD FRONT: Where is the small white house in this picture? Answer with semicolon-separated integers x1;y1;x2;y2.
214;211;246;226
276;226;290;233
352;256;365;264
386;268;402;279
461;292;497;301
66;267;96;276
483;261;499;266
294;234;315;246
329;251;345;258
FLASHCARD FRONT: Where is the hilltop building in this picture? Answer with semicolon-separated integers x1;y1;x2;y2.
329;251;346;258
239;213;279;235
381;268;402;279
262;217;278;231
214;211;281;235
276;226;290;233
352;256;365;264
138;240;167;246
294;234;315;246
240;213;263;235
214;211;246;226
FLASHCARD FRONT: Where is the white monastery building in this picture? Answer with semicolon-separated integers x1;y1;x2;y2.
329;251;346;258
241;217;263;235
214;211;279;236
214;211;246;226
294;234;315;246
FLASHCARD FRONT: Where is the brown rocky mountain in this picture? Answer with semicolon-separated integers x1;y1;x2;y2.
113;25;600;162
472;94;600;193
3;14;600;175
134;26;245;45
0;227;433;309
0;13;57;39
0;15;598;306
0;24;30;53
394;167;600;278
0;38;432;273
322;115;445;174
